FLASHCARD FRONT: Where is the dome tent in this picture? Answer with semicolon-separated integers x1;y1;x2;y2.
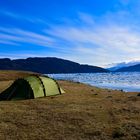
0;75;64;101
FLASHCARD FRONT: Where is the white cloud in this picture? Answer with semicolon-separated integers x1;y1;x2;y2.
0;10;50;25
1;9;140;66
0;28;56;47
78;13;95;26
119;0;131;5
44;13;140;66
0;39;18;45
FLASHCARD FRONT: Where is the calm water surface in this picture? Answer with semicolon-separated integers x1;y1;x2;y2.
48;72;140;92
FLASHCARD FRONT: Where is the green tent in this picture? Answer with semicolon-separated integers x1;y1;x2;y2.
0;75;64;101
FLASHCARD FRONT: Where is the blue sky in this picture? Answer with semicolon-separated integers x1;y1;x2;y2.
0;0;140;66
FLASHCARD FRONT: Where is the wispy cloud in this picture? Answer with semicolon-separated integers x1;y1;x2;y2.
44;13;140;66
0;40;18;45
119;0;131;5
1;7;140;66
0;10;49;25
0;27;56;47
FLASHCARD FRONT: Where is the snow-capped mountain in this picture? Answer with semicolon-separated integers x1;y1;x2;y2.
106;61;140;71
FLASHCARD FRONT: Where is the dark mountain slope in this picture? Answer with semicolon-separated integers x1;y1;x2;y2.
116;64;140;72
0;57;108;74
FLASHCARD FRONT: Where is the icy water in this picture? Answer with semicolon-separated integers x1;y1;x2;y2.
48;72;140;92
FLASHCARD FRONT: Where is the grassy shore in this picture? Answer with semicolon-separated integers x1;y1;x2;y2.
0;71;139;140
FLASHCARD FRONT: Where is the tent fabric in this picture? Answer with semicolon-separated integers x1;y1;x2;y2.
0;75;63;101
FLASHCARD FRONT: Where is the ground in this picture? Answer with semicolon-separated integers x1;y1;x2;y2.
0;71;139;140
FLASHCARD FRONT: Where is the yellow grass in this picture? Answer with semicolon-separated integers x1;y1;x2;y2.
0;70;139;140
0;70;38;81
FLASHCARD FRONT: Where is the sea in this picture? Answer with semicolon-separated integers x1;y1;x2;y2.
48;72;140;92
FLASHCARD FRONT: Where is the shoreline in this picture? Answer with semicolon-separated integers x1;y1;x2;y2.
48;72;140;93
58;79;139;93
0;71;139;139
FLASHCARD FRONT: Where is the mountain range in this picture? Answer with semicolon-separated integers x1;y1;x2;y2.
107;61;140;71
0;57;140;73
116;64;140;72
0;57;108;74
